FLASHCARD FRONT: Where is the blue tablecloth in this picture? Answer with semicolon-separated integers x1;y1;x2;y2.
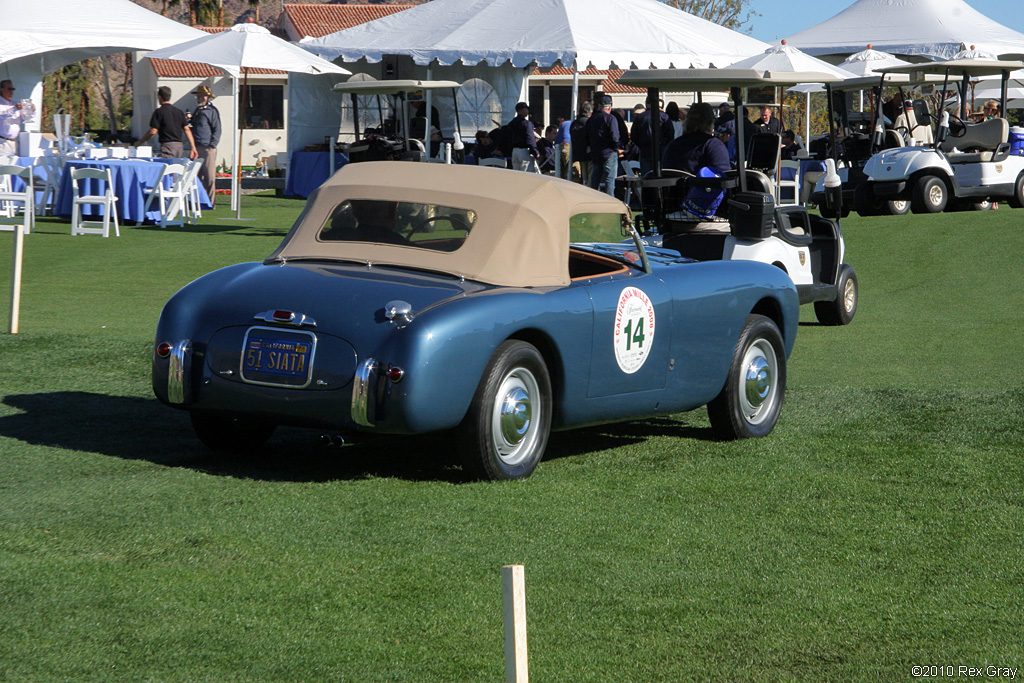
284;152;348;198
55;158;212;224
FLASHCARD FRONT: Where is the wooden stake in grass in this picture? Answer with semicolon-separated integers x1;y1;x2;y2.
502;564;529;683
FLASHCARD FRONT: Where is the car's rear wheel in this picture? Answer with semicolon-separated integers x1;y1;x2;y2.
456;340;552;480
1009;173;1024;209
886;199;910;215
190;412;275;453
911;175;947;213
707;315;786;440
814;264;858;326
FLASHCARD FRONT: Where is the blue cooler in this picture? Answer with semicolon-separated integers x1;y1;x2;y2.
1010;127;1024;156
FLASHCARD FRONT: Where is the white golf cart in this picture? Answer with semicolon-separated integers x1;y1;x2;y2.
616;68;858;325
330;79;466;167
856;58;1024;214
809;72;945;216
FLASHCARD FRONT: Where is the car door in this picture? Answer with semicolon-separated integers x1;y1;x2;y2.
584;274;673;398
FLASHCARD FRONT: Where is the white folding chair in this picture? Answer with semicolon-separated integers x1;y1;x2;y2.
143;162;187;228
70;166;119;237
181;160;204;224
778;160;801;206
0;165;34;235
33;153;63;217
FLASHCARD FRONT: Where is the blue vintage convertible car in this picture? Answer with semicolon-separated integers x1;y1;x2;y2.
153;162;799;479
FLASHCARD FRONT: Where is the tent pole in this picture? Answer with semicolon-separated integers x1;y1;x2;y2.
232;74;240;213
805;91;810;147
734;87;747;194
426;65;433;154
569;61;579;181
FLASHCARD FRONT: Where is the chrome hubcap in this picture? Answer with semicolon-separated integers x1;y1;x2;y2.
843;278;856;312
892;200;907;213
928;184;943;206
491;368;540;465
739;339;778;425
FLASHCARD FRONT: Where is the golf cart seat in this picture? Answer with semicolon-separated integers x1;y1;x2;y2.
894;101;934;145
939;118;1010;163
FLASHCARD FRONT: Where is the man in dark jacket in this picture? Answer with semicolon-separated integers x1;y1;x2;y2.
586;95;620;196
630;95;676;176
507;101;539;173
189;84;221;207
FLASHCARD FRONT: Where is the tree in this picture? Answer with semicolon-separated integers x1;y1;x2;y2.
662;0;758;32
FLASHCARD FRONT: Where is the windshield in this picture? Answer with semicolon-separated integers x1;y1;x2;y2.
318;199;477;253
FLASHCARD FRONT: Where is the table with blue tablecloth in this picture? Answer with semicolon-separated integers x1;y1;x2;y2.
284;152;348;198
55;158;212;224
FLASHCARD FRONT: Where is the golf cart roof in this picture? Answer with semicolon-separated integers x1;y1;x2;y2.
616;68;845;90
879;59;1024;79
833;72;947;91
332;79;462;95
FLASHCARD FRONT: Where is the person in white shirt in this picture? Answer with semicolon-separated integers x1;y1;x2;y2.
0;80;34;156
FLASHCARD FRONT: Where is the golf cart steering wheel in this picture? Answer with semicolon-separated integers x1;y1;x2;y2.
946;113;968;138
405;214;471;239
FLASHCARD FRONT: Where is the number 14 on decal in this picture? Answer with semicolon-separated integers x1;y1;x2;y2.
623;317;645;350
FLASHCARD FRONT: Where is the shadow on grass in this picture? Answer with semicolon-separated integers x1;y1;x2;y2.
0;392;712;483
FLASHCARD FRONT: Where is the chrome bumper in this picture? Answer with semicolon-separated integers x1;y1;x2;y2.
167;339;192;405
351;358;378;427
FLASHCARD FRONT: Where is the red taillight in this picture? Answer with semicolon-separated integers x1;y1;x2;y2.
387;366;405;383
272;310;295;323
156;342;172;358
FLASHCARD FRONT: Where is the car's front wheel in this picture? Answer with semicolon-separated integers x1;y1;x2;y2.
1009;173;1024;209
886;199;910;215
911;175;947;213
707;315;786;440
814;264;858;326
457;340;552;480
190;412;275;453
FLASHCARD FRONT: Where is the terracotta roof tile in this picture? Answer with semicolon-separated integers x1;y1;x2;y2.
531;66;645;94
150;59;285;78
283;3;415;39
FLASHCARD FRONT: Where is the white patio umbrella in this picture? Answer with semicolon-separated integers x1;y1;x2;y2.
838;45;912;78
145;22;350;219
727;41;855;140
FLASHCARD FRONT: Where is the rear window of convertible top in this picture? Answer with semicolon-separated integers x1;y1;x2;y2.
318;199;477;253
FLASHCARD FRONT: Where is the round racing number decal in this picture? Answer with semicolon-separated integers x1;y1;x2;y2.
613;286;656;374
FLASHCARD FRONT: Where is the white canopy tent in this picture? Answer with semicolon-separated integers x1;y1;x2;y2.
781;0;1024;62
290;0;770;160
0;0;205;130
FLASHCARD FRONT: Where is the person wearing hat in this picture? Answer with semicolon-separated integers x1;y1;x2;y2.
136;86;196;159
507;101;540;173
585;94;621;196
189;84;221;208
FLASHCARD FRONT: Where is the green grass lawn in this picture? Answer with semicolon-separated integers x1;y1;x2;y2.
1;198;1022;682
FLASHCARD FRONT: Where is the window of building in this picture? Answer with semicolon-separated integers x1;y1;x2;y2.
243;84;284;129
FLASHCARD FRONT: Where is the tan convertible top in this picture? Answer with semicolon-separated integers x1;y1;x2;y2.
268;161;628;287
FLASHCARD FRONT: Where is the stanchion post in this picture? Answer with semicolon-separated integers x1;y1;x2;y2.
8;223;24;334
502;564;529;683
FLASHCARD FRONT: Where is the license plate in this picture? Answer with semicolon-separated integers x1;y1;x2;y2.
240;327;316;388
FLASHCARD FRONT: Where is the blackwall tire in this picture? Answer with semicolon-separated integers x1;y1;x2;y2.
911;175;947;213
814;264;858;326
